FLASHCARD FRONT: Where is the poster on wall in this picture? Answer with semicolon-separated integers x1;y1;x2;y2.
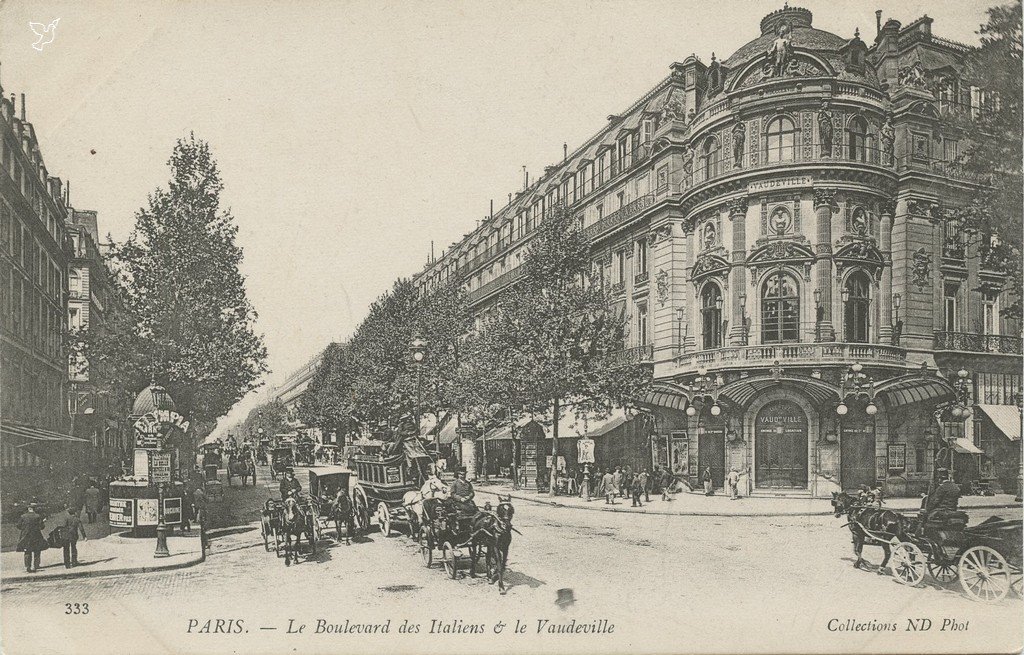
108;498;134;528
134;449;150;478
671;432;688;475
137;498;159;526
876;455;888;482
163;497;182;525
578;438;595;463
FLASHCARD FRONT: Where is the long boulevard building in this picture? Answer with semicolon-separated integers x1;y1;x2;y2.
411;7;1022;497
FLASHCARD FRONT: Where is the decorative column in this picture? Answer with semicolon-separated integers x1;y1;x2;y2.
878;199;895;344
813;189;838;342
728;197;748;345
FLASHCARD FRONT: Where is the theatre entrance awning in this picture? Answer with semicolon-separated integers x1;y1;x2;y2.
873;374;954;409
639;382;691;412
976;404;1022;442
716;375;841;408
952;437;983;454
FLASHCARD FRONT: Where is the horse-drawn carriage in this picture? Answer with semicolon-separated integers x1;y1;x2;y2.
832;491;1023;603
225;451;257;486
261;495;316;566
308;467;368;542
270;446;295;480
351;437;432;538
418;495;517;592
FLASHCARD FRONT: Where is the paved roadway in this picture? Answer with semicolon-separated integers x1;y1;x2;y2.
1;465;1020;655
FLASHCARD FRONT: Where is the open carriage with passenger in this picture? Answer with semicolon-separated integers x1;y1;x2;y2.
831;489;1023;602
269;445;295;480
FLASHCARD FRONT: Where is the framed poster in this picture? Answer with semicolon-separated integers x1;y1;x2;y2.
150;452;172;483
671;431;688;475
577;438;595;463
134;449;150;478
163;497;183;525
876;455;888;481
108;498;134;528
136;498;159;526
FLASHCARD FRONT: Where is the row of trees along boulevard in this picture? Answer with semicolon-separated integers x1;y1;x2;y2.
301;201;651;494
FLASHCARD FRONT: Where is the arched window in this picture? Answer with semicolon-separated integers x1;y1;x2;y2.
701;137;720;180
843;272;871;343
765;116;796;162
847;117;868;162
761;272;800;343
701;284;723;349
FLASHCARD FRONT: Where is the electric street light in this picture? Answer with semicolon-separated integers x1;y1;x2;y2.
409;336;429;452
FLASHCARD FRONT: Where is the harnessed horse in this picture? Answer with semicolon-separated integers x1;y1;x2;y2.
226;454;256;486
470;495;518;593
279;495;314;566
831;491;913;572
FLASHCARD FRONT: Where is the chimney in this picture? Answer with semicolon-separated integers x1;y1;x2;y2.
20;93;25;120
875;10;882;36
430;241;435;262
490;199;494;219
563;143;568;162
523;165;528;190
508;192;512;205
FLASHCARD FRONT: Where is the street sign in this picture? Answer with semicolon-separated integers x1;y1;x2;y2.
163;497;182;525
150;453;172;483
108;498;134;528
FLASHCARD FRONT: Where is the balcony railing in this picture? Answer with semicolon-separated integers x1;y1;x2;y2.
583;194;655;240
634;271;649;285
676;342;907;370
465;265;526;305
598;344;654;369
683;143;890;192
933;331;1022;355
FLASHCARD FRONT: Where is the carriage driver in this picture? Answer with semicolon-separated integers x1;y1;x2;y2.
279;469;302;501
449;467;477;517
923;468;961;521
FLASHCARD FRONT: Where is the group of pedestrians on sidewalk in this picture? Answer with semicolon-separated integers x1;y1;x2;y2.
15;503;89;573
591;465;677;508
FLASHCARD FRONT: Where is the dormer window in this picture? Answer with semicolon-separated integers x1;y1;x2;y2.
641;118;656;144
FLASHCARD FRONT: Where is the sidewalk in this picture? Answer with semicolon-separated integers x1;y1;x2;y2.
473;481;1022;517
0;509;204;583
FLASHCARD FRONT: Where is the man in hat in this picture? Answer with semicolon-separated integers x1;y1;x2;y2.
279;469;302;501
924;468;961;521
726;467;741;500
62;505;87;568
448;467;477;517
16;503;47;573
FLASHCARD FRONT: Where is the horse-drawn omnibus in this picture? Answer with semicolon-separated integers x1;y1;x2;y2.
352;437;432;538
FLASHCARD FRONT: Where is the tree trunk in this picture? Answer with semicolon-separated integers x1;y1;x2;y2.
549;396;560;494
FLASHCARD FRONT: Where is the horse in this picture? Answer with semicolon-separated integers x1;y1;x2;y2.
279;495;314;566
831;491;913;573
402;490;426;540
226;456;256;486
326;493;355;545
470;495;517;593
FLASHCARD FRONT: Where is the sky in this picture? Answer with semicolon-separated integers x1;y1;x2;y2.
0;0;993;433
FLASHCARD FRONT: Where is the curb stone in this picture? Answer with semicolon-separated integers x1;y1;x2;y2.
1;550;205;584
475;488;1022;518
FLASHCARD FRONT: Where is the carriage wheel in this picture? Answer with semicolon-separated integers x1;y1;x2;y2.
890;542;926;587
443;541;458;579
959;546;1011;603
308;524;317;558
377;502;392;537
421;538;433;567
261;517;271;552
352;491;369;534
928;561;958;584
273;529;283;558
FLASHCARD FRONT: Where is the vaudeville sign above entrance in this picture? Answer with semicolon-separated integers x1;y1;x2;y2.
134;409;190;449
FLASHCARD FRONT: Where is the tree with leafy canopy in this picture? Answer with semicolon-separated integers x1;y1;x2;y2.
299;341;363;441
86;135;268;437
239;399;290;441
945;0;1022;319
458;202;651;493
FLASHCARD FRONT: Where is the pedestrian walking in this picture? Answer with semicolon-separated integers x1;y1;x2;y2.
612;466;623;499
727;467;741;500
61;505;87;567
620;466;632;499
84;481;102;523
638;468;651;503
631;474;643;507
16;503;48;573
702;466;714;496
601;469;617;504
661;467;674;501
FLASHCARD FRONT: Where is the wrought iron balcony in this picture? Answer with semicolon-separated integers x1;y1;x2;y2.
583;194;655;241
933;331;1023;355
634;271;649;286
465;265;525;305
599;344;654;368
675;342;907;370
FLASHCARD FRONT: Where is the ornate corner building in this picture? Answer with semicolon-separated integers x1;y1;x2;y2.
412;7;1022;497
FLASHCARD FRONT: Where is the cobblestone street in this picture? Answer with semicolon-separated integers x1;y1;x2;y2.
1;466;1020;654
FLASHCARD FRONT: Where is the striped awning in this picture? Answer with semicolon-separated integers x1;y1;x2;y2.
438;417;460;445
1;421;91;444
0;421;90;468
952;437;983;454
640;382;692;412
717;376;842;408
873;374;955;409
976;404;1022;441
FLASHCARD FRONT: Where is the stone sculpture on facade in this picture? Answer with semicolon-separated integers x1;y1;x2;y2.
880;115;895;167
817;101;833;157
732;122;746;168
765;22;793;77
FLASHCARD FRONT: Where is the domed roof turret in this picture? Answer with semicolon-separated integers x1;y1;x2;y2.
131;384;177;416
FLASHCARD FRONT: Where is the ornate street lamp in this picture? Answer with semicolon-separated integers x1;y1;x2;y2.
409;336;429;451
738;293;749;345
687;367;724;418
837;361;876;415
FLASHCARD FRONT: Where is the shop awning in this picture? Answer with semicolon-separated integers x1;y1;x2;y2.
419;414;439;437
438;417;460;445
477;416;536;441
640;382;691;412
952;437;983;454
977;404;1022;441
0;421;91;444
545;408;630;439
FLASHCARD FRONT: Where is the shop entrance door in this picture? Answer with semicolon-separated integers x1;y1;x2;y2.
698;426;725;489
755;400;808;488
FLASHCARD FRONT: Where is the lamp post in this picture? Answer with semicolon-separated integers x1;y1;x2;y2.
814;288;823;341
946;368;972;480
837;361;878;416
685;367;724;418
150;385;171;559
477;417;488;482
891;293;903;346
410;336;428;450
